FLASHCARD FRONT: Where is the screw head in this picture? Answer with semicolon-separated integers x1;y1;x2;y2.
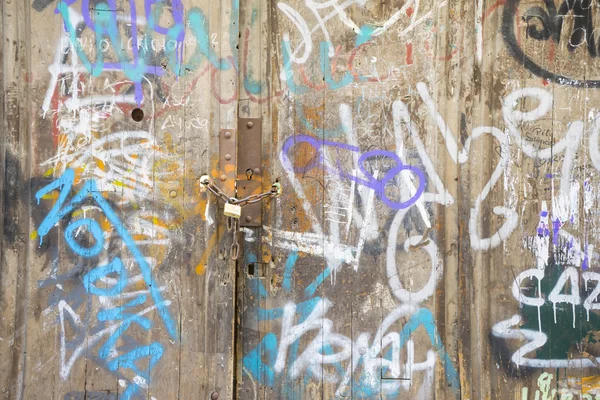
245;216;252;222
210;392;219;400
224;131;232;139
253;168;261;175
225;154;231;161
169;190;177;198
246;121;254;129
220;175;227;181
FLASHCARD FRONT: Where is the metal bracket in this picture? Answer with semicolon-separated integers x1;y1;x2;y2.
219;128;236;197
237;118;262;227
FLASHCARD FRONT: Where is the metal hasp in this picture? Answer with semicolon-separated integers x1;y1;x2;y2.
219;128;236;197
237;118;262;227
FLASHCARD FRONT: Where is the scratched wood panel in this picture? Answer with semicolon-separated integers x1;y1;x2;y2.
0;0;35;399
0;0;238;399
265;0;326;398
237;0;600;399
430;1;461;398
6;0;600;399
237;0;468;398
235;0;271;398
487;2;542;398
486;0;600;398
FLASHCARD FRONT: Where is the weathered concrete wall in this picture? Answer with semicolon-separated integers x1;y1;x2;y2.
3;0;600;399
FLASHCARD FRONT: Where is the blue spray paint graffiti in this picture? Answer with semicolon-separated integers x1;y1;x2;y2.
54;0;237;103
242;252;459;398
36;169;178;398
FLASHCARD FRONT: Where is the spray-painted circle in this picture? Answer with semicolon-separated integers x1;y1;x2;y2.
64;218;104;258
386;210;442;305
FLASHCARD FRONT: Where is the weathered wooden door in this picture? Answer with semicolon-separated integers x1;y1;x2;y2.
234;0;600;398
1;0;239;398
4;0;600;399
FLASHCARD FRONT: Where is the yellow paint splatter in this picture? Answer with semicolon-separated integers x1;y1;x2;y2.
93;157;107;172
195;230;218;275
582;375;600;394
195;264;206;275
40;192;58;200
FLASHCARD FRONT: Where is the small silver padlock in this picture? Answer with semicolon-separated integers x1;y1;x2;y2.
224;202;242;219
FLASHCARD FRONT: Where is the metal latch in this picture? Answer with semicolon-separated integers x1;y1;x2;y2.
199;175;281;260
204;118;279;260
237;118;263;227
219;128;236;197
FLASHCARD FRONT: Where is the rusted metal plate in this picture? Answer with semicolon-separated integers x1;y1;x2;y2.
237;118;262;227
219;128;237;198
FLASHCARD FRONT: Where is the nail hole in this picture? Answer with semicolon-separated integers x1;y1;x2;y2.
131;108;144;122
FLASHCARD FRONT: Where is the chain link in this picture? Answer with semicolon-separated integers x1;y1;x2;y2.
200;175;281;261
199;175;282;207
227;216;240;260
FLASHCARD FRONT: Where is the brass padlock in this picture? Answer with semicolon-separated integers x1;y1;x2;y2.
224;202;242;219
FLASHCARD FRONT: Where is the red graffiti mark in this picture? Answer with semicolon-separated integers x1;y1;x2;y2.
153;64;211;119
299;66;327;90
483;0;506;23
548;40;556;63
297;44;344;90
246;86;284;104
423;39;460;62
406;42;413;65
49;73;86;147
348;42;391;82
211;57;238;105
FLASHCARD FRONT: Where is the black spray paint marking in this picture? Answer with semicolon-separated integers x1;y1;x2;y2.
63;391;117;400
32;0;55;12
502;0;600;87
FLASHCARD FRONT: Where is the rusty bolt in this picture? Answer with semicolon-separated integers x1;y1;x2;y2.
210;392;219;400
220;175;227;181
246;121;254;129
225;154;232;161
253;168;261;175
169;190;177;198
245;216;252;223
224;131;232;139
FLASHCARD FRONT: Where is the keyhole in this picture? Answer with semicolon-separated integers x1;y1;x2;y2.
246;169;253;180
131;108;144;122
